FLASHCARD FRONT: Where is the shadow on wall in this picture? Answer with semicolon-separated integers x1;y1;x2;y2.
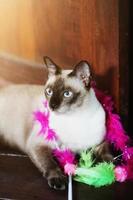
94;67;116;99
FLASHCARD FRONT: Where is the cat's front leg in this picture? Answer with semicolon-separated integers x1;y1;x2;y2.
26;143;66;190
94;141;113;162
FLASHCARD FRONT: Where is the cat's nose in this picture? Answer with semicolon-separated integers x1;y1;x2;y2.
50;103;58;110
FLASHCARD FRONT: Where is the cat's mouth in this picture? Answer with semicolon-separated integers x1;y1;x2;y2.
51;109;67;114
50;106;69;114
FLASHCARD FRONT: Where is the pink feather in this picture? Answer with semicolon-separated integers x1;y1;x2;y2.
53;149;76;168
123;147;133;160
115;166;127;182
33;111;49;135
34;102;58;141
125;157;133;179
46;128;58;141
117;156;133;181
106;112;129;151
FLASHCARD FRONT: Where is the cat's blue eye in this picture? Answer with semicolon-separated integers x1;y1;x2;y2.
63;91;73;98
45;88;53;96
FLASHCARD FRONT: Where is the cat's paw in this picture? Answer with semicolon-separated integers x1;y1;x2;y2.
48;176;66;190
47;168;66;190
102;153;114;162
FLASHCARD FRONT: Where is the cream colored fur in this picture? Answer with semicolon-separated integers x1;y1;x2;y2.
0;83;106;153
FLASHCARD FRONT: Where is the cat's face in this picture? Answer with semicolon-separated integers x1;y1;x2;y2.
44;57;91;114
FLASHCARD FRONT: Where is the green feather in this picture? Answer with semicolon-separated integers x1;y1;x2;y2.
75;162;115;187
74;150;115;187
78;150;94;168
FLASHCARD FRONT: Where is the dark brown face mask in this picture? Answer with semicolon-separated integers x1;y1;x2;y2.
49;78;64;111
44;56;91;112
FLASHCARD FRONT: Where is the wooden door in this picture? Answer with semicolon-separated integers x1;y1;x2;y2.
0;0;130;121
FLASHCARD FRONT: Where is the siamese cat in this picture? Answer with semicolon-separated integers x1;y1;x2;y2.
0;57;111;190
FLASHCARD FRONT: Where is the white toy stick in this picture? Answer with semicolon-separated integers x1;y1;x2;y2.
68;174;73;200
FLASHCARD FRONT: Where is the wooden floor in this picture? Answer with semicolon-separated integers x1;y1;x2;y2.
0;145;133;200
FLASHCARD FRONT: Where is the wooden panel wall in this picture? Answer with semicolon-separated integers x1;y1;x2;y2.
0;0;122;110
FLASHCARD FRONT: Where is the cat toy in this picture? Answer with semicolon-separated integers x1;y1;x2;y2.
33;84;133;200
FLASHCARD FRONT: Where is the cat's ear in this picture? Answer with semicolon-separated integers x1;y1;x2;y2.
70;61;91;86
43;56;61;77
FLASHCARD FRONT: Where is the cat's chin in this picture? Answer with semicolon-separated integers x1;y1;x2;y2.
53;110;68;115
51;107;70;115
